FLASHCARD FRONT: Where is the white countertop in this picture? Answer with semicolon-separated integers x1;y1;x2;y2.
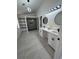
40;27;59;36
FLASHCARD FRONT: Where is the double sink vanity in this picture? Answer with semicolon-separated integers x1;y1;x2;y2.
39;26;61;49
39;7;62;59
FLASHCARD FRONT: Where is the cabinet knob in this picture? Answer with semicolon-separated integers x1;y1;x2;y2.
57;29;60;32
57;38;60;40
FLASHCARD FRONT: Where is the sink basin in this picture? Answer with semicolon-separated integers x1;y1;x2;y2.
40;27;59;35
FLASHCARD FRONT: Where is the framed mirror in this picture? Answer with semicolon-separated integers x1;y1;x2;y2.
43;17;48;24
54;12;62;25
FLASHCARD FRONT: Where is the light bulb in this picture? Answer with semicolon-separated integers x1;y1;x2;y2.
27;7;31;12
57;5;61;8
54;7;57;10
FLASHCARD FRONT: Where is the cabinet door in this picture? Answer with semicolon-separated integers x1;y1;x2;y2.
48;33;57;50
54;38;62;59
53;36;62;59
48;33;61;51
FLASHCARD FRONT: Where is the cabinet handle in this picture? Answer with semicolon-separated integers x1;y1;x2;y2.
57;29;60;32
57;38;60;40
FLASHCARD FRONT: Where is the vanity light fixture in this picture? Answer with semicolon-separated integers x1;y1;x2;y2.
49;4;61;12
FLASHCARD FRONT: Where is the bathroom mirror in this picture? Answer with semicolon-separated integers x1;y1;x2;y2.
43;17;48;24
54;12;62;25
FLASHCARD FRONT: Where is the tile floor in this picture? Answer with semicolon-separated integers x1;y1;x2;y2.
17;30;54;59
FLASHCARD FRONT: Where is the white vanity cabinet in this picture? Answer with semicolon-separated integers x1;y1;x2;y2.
48;33;60;50
39;27;62;59
48;33;62;59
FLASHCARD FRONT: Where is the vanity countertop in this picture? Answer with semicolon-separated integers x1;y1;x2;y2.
40;27;59;36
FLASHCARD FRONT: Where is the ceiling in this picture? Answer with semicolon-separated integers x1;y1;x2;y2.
17;0;44;15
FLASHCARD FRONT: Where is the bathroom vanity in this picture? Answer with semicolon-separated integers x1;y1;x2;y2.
39;26;62;59
39;7;62;59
